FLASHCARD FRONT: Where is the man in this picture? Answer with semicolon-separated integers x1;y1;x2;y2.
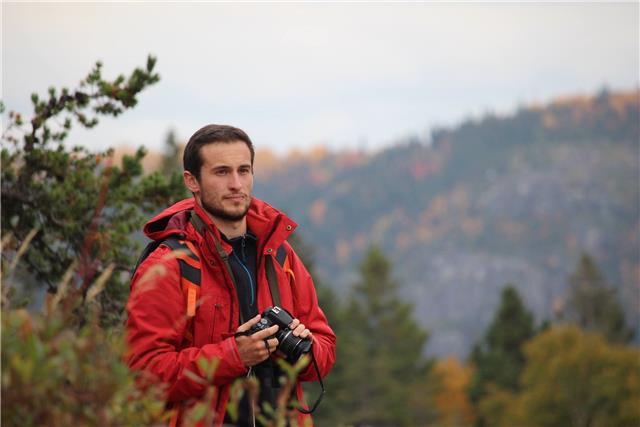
126;124;336;426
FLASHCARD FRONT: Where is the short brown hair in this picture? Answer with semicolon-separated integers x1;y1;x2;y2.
183;124;255;179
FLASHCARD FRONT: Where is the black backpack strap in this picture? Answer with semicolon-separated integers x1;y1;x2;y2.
265;243;290;307
131;236;201;319
163;239;201;287
275;244;287;267
132;236;200;279
132;240;163;277
190;211;206;234
163;238;201;318
265;255;281;307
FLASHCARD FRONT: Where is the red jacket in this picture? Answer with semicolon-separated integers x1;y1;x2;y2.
126;198;336;426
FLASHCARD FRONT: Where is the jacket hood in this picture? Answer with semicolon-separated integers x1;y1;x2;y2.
143;198;195;240
143;198;297;252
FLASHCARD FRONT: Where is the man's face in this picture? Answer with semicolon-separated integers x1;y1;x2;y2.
184;141;253;223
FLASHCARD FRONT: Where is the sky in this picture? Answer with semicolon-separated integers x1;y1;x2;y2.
2;2;639;155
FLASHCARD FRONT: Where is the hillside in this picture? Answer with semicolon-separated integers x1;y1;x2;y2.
253;89;639;357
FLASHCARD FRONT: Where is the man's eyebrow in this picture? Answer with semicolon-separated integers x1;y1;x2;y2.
210;163;251;170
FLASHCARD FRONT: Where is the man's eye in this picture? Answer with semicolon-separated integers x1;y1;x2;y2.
239;169;251;175
215;170;228;176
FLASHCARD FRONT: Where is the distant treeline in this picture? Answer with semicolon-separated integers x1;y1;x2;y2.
254;88;639;357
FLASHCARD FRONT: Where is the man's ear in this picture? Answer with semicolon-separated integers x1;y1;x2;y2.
183;171;200;194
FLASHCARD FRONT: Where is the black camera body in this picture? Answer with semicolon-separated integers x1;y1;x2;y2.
249;306;312;363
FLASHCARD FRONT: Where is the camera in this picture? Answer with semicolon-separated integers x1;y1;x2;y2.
249;306;312;363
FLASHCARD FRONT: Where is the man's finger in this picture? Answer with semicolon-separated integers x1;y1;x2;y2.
289;318;300;330
251;324;279;340
292;323;306;336
266;337;279;352
236;314;261;333
300;329;312;339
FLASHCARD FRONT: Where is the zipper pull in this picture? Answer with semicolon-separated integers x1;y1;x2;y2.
241;235;247;263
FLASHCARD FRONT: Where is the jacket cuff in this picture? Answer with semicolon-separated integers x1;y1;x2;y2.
203;337;247;382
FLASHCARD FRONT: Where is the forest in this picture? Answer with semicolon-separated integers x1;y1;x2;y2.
2;57;638;426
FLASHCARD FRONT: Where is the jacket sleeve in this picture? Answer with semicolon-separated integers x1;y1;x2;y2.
285;244;337;381
126;246;247;402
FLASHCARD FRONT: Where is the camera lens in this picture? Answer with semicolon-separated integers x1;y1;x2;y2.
277;329;312;363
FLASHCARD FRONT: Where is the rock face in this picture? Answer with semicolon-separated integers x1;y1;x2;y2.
254;89;639;356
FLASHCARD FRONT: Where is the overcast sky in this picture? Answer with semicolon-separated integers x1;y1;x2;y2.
3;2;638;154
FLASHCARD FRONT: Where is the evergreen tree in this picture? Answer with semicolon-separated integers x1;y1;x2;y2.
0;56;190;426
334;246;430;426
564;253;633;343
468;285;534;426
1;56;186;324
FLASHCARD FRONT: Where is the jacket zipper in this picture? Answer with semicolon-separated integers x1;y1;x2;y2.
241;235;247;262
211;303;220;341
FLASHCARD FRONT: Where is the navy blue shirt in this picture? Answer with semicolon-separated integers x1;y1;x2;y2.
222;231;281;426
223;231;258;324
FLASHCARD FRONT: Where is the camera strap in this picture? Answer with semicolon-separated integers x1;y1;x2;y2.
192;212;325;414
264;255;281;307
264;254;325;413
296;351;325;414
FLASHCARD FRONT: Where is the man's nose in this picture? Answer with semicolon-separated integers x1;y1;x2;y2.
228;171;242;189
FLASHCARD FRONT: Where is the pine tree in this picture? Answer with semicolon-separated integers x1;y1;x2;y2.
564;253;633;343
335;246;431;426
468;285;534;426
1;56;186;324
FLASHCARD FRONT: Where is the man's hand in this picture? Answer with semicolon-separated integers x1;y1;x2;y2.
235;315;279;367
288;318;313;339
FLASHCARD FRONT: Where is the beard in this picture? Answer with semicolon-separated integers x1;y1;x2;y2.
201;196;251;222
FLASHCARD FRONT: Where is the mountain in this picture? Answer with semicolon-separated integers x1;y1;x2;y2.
253;89;639;357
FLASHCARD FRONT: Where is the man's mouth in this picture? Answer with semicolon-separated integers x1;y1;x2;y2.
224;194;246;201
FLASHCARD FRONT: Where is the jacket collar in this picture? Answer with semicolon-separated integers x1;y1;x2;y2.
143;197;297;256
